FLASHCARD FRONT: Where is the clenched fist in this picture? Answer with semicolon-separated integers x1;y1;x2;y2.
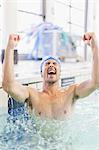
83;32;97;49
7;34;20;49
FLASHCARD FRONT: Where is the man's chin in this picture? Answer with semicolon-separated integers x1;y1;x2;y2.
47;79;58;84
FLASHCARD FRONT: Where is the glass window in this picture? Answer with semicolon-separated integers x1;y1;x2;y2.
71;8;84;27
17;11;43;32
17;0;42;15
71;0;85;10
54;0;85;35
17;0;43;54
54;1;68;30
53;0;87;60
87;0;95;31
70;24;84;36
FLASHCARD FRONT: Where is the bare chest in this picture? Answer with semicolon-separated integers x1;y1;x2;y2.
32;93;73;119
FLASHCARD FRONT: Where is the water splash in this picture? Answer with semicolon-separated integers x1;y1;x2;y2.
0;93;99;149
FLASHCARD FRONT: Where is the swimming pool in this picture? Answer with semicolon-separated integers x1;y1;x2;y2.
0;90;99;150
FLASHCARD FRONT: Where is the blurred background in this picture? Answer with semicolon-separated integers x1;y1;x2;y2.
1;0;99;62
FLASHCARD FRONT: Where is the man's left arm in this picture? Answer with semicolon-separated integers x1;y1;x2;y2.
74;32;99;100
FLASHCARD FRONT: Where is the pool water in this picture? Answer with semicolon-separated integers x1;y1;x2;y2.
0;90;99;150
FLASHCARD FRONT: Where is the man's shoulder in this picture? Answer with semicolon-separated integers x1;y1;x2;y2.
27;85;39;96
64;84;79;94
26;85;41;106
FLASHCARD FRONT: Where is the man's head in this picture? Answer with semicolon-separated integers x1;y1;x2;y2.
40;56;61;84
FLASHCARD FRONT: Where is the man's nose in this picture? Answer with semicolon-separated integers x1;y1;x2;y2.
49;63;54;67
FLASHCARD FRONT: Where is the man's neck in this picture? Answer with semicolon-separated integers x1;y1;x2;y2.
43;81;60;96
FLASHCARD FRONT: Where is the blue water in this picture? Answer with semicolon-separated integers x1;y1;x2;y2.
0;90;99;150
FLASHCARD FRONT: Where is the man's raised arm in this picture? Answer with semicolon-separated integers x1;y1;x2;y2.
74;32;99;100
2;34;30;103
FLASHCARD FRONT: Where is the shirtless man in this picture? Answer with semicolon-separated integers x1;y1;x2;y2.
2;32;99;120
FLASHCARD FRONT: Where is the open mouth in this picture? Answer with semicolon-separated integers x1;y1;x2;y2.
47;68;56;75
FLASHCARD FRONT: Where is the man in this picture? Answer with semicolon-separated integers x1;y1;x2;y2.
2;32;99;120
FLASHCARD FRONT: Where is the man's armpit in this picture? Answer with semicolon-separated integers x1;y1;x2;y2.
72;85;80;102
25;98;33;110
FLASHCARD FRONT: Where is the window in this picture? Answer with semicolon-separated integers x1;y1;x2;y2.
17;0;43;54
54;1;69;30
54;0;85;35
52;0;96;60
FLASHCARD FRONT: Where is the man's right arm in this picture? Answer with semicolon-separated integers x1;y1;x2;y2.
2;34;29;103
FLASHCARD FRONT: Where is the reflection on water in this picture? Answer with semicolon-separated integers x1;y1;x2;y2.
0;91;99;150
